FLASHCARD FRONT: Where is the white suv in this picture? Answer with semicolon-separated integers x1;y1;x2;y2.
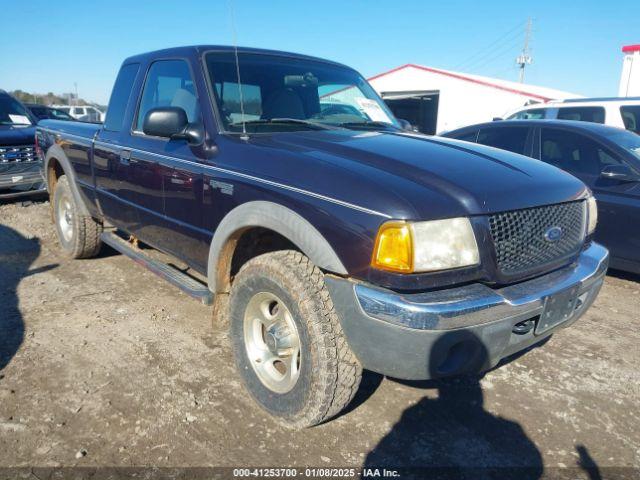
52;105;104;123
504;97;640;134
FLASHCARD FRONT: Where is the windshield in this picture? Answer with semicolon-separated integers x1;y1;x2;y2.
605;129;640;161
205;52;399;133
0;95;33;126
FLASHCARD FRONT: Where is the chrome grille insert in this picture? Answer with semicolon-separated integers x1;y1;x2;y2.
0;145;36;163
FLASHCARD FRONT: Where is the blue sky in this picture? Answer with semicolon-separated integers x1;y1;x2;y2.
0;0;637;104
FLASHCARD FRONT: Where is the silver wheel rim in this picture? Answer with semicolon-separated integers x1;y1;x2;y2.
243;292;301;394
57;193;74;242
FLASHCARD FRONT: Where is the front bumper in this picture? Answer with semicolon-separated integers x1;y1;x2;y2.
0;165;46;199
326;242;609;380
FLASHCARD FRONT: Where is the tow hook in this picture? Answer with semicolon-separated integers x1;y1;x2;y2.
512;319;536;335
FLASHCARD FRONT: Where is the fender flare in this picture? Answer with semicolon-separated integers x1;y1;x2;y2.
207;201;347;293
44;144;90;216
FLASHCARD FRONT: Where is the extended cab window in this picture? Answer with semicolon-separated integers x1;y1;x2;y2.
620;105;640;134
104;63;139;132
135;59;200;133
556;106;605;124
476;126;529;154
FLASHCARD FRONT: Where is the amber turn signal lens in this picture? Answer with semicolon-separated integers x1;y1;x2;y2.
371;221;413;273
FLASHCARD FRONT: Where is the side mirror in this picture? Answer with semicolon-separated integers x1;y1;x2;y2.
143;107;188;138
600;164;640;183
143;107;204;146
493;117;503;121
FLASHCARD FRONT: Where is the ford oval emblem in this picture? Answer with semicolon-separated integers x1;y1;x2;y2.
544;226;563;242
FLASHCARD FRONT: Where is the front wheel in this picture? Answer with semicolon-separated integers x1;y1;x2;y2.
52;175;102;259
229;250;362;428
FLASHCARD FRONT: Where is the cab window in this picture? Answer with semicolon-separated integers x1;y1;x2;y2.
135;59;200;133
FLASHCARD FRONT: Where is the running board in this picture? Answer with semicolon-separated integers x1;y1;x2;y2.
100;232;213;305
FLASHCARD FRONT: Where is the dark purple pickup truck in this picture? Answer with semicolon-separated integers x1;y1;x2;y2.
36;45;608;427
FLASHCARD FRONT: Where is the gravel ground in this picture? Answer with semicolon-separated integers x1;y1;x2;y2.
0;200;638;479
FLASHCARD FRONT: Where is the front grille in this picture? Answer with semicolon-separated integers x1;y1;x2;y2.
0;145;36;164
489;201;586;276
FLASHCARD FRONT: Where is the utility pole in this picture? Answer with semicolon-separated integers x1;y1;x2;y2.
74;82;78;106
516;18;533;83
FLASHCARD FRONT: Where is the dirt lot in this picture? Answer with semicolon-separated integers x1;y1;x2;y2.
0;200;639;478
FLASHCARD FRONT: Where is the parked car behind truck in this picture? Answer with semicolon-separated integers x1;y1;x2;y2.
504;97;640;134
0;90;46;199
36;46;608;427
443;120;640;274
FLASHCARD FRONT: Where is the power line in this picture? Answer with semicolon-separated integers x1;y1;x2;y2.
462;40;523;74
455;30;524;73
452;21;526;71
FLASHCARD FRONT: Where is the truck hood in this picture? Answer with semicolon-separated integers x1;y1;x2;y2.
246;130;588;219
0;125;36;146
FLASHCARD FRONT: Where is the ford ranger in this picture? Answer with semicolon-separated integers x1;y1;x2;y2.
36;46;608;428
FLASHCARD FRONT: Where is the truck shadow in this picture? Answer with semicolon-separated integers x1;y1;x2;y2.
0;224;55;370
363;332;547;478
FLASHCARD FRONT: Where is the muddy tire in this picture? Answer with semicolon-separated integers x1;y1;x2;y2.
229;250;362;428
53;175;102;259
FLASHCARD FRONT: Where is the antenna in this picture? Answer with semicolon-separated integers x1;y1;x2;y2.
228;0;248;140
516;18;533;83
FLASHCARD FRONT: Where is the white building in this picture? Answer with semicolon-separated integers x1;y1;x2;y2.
367;64;580;134
619;44;640;97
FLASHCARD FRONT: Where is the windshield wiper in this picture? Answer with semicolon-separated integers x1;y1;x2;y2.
338;120;400;130
231;118;338;130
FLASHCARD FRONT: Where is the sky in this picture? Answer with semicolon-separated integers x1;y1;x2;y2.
0;0;638;105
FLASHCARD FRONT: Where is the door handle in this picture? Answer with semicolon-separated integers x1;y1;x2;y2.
120;149;132;165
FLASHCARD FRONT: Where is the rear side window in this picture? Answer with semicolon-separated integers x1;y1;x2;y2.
508;108;546;120
104;63;140;132
556;106;605;124
135;59;200;133
476;126;529;154
620;105;640;134
450;129;478;142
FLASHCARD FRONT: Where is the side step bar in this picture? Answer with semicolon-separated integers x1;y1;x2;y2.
100;232;213;305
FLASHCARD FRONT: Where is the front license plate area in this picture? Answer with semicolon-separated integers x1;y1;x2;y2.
536;286;580;334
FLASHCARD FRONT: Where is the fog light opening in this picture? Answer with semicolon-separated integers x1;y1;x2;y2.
435;340;482;376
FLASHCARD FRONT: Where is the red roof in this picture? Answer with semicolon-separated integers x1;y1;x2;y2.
368;64;554;102
622;44;640;53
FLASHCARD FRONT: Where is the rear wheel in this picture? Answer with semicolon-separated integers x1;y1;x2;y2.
229;250;362;428
53;175;102;258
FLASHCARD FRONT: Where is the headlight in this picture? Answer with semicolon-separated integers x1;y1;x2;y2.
587;196;598;235
372;218;480;273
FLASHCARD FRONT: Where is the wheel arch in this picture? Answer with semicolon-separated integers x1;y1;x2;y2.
44;144;90;216
207;201;347;294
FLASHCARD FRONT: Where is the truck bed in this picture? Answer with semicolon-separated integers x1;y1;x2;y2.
38;119;101;141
